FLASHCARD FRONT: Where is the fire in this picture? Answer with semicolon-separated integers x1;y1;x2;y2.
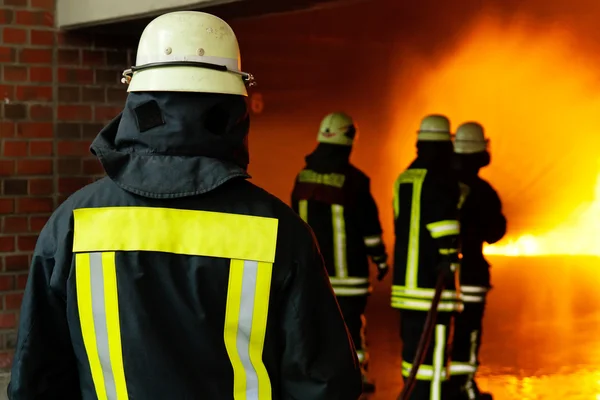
385;12;600;257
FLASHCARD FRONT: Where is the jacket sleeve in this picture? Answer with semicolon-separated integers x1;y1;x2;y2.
481;185;507;245
422;176;461;261
279;229;362;400
356;179;388;265
8;213;80;399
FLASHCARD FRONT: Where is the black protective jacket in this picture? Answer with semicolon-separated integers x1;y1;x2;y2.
392;143;462;312
458;174;507;289
8;92;362;400
291;144;388;297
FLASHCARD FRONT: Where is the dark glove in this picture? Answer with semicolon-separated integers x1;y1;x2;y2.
377;263;389;281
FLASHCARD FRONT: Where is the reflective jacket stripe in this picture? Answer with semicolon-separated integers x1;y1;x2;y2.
401;360;477;380
298;200;308;223
431;325;446;400
392;285;460;300
330;277;369;285
333;287;371;296
331;204;348;278
330;277;370;296
224;259;273;399
76;252;128;400
391;298;463;312
73;207;279;400
363;235;383;247
426;220;460;239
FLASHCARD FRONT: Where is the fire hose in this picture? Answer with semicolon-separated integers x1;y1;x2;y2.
398;266;459;400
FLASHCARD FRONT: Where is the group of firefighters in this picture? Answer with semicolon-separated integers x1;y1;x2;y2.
6;10;506;400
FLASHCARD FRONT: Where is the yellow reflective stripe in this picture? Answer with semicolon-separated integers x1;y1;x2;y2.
331;204;347;278
298;200;308;222
439;248;459;255
76;253;108;400
392;285;460;300
102;252;129;400
73;207;278;263
402;360;475;379
426;220;460;239
333;287;371;296
431;324;446;400
224;259;273;400
298;169;345;188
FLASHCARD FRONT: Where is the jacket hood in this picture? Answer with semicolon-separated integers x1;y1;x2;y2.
305;143;352;173
90;92;251;199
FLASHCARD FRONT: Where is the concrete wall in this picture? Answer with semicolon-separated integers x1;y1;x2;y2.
56;0;242;29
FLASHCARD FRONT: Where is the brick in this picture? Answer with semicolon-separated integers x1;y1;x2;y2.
58;86;80;102
0;47;16;63
28;178;52;195
3;216;26;233
0;160;14;176
56;122;80;138
19;48;52;64
57;49;80;65
57;140;89;156
3;0;27;6
82;50;105;66
58;105;92;121
0;353;14;369
59;177;91;194
17;235;37;252
0;9;14;25
16;197;53;213
15;85;53;101
5;255;28;272
16;274;27;290
29;215;49;231
3;179;28;195
57;158;81;174
29;105;52;121
5;293;23;310
3;140;27;157
82;87;104;102
0;122;15;137
83;158;104;175
31;0;55;9
0;84;14;98
0;313;16;329
29;66;52;82
4;103;26;119
106;88;127;103
17;122;53;138
0;199;13;214
29;140;52;156
2;28;27;45
15;10;54;27
82;123;103;138
95;106;121;121
0;276;13;291
16;159;52;175
0;236;15;252
58;68;93;84
106;51;128;67
30;29;54;46
2;65;27;82
95;69;120;85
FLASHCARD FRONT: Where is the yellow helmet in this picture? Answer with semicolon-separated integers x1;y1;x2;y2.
454;122;489;154
417;114;452;142
122;11;254;96
317;112;357;146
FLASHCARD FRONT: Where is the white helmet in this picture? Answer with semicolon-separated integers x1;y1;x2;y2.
454;122;489;154
121;11;254;96
317;112;357;146
417;114;452;142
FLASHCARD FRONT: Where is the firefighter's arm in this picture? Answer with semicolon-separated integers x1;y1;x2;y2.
279;233;362;400
8;215;80;400
481;188;507;245
357;179;388;280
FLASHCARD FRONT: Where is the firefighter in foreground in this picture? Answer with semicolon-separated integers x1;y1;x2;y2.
291;112;389;393
451;122;507;400
8;11;362;400
392;114;464;399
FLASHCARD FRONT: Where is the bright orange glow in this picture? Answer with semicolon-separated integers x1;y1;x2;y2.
385;13;600;257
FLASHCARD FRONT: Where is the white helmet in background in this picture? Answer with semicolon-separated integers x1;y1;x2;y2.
122;11;254;96
417;114;452;142
317;112;357;146
454;122;489;154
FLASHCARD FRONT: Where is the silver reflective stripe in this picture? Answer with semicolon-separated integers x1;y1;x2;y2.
430;324;446;400
461;286;488;294
333;287;370;296
331;205;347;278
363;236;382;247
463;294;485;303
329;277;369;286
238;260;260;399
89;252;118;400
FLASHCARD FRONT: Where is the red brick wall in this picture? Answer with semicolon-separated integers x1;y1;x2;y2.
0;0;132;368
